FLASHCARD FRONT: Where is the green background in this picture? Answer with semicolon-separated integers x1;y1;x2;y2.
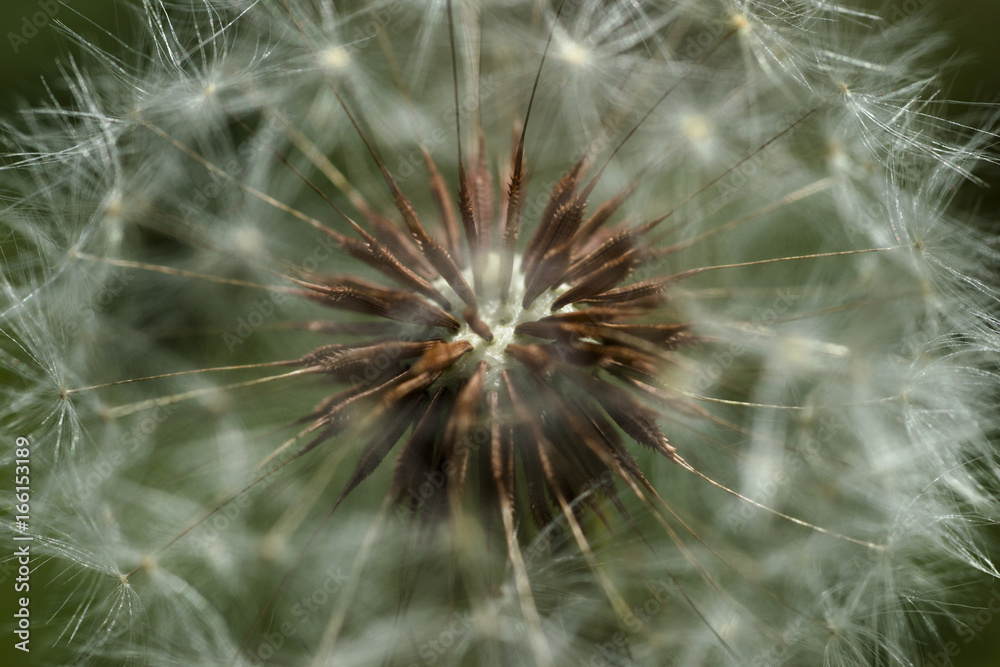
1;1;999;665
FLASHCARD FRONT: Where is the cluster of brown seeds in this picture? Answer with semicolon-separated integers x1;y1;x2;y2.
279;122;697;534
230;2;715;546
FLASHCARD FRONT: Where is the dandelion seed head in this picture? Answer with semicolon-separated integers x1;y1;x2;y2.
438;254;573;391
320;45;351;70
682;114;712;143
729;12;751;33
557;39;589;67
4;0;1000;664
102;190;125;221
139;554;159;576
229;224;267;256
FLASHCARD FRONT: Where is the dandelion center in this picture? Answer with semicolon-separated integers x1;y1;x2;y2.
280;133;694;533
437;252;572;391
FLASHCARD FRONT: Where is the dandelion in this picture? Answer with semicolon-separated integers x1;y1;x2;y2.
3;1;1000;665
